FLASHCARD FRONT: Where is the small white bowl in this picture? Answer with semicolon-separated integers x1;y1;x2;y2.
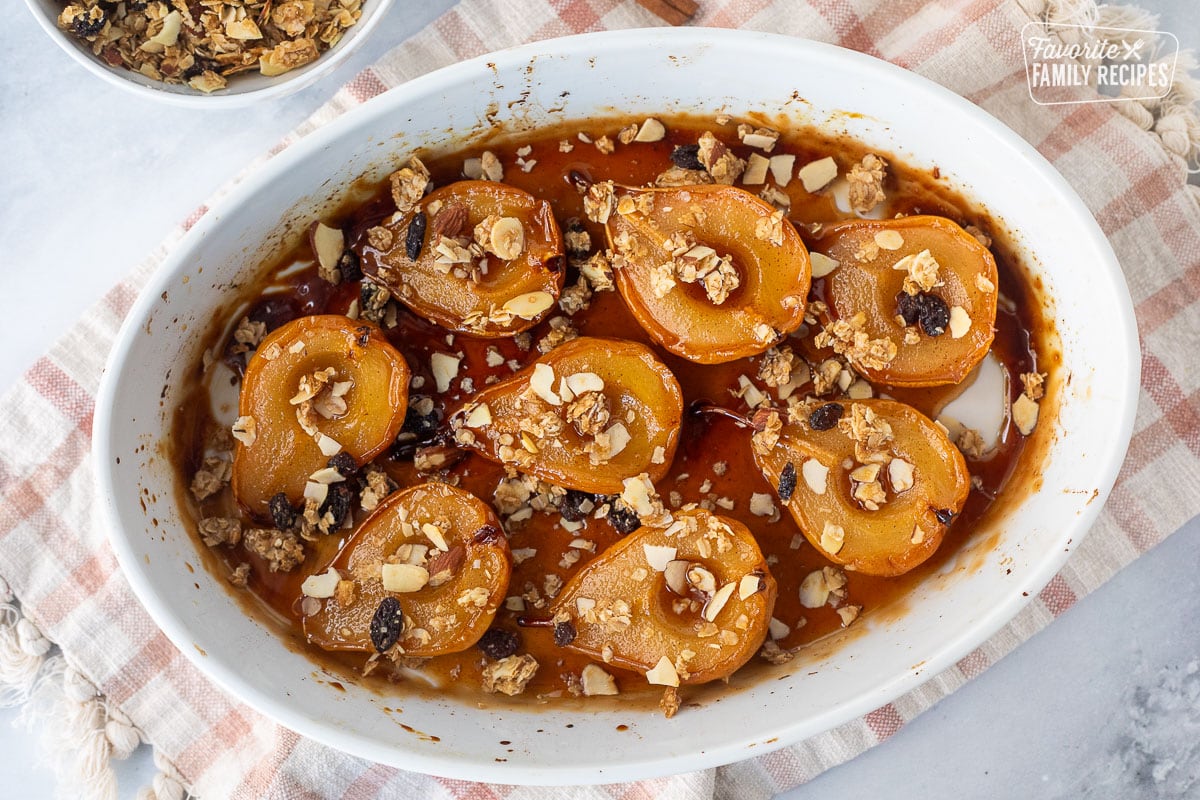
95;28;1138;784
22;0;393;107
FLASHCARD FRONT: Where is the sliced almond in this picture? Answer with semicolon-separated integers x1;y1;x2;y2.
801;458;829;495
1012;393;1040;436
303;480;328;504
837;605;862;627
575;597;596;615
742;153;770;185
381;563;430;593
529;362;561;405
581;663;620;695
150;10;183;46
664;559;689;595
421;522;450;551
738;573;765;600
645;656;680;687
430;352;460;393
749;492;776;517
308;466;346;485
502;290;555;320
768;154;795;186
874;230;905;250
465;402;492;428
686;564;717;596
819;521;846;555
565;372;604;395
606;422;632;459
300;567;340;599
310;222;345;275
809;252;839;279
489;217;525;260
798;156;838;193
849;463;880;483
798;569;830;608
948;305;971;339
231;415;257;447
888;458;915;492
634;118;666;143
315;433;343;457
703;582;736;622
768;617;791;640
643;544;677;572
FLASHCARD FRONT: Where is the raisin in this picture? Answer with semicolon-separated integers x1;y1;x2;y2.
809;402;844;431
935;508;956;525
320;483;355;530
477;628;520;660
670;144;704;171
563;217;591;264
566;168;592;194
559;489;596;523
607;501;641;535
917;293;950;337
268;492;297;531
553;621;577;647
778;462;797;503
405;211;427;260
471;524;504;546
338;250;362;283
328;451;358;478
401;397;439;440
71;10;106;37
370;597;404;653
896;292;921;326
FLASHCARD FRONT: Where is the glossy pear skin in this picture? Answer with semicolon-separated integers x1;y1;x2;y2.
304;482;511;656
606;184;810;364
551;507;776;685
232;315;410;519
756;399;970;577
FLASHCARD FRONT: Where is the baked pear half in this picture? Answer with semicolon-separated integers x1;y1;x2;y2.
362;180;565;337
550;507;776;686
810;215;998;387
304;482;511;657
598;183;810;364
752;399;970;577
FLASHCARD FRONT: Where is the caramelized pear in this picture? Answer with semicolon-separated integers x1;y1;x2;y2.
812;216;997;386
550;508;776;686
361;180;565;337
304;482;511;656
602;183;810;364
753;399;969;577
232;315;410;519
452;337;683;494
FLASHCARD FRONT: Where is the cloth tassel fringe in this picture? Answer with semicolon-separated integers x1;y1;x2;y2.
0;576;190;799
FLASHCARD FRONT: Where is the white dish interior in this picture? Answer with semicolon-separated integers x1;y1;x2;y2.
22;0;393;107
94;29;1138;784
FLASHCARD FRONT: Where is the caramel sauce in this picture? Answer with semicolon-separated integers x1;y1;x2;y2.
174;119;1051;709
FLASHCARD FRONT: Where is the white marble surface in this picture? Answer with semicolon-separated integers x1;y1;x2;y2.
2;1;1198;798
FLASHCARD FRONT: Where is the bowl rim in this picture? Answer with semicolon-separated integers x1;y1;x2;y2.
94;26;1141;784
21;0;395;108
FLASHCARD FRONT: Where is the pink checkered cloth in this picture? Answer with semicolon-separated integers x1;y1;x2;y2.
3;0;1199;797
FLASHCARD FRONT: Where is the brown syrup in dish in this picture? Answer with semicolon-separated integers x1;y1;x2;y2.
175;119;1050;707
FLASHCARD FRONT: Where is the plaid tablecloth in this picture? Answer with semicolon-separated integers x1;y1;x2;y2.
2;0;1198;797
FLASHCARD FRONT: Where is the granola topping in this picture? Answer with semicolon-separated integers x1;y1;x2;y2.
846;154;888;214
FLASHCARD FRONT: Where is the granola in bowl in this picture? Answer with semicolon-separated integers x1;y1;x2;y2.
57;0;363;92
